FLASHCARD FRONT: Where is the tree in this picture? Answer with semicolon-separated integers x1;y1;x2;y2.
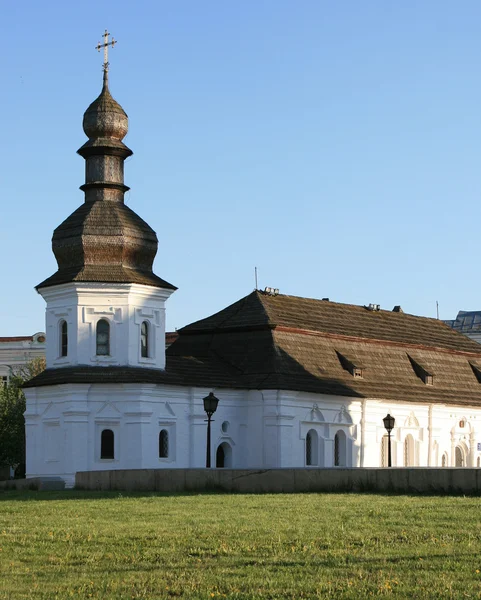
0;358;45;476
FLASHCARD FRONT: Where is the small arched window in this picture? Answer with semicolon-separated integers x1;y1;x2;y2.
100;429;114;459
141;321;149;358
306;429;318;466
96;319;110;356
334;430;347;466
159;429;169;458
60;320;68;357
442;453;448;467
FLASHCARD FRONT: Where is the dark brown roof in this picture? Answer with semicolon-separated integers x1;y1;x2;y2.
26;291;481;406
37;201;176;290
182;291;481;353
38;77;175;292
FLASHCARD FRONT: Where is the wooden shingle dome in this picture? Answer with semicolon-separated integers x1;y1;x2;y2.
37;74;175;291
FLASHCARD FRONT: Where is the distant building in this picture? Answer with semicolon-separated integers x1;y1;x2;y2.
0;333;46;385
444;312;481;345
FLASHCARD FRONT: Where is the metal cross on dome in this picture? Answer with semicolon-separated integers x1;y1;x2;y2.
96;30;117;73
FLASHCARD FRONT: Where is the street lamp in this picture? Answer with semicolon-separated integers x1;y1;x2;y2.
383;413;396;467
203;392;219;468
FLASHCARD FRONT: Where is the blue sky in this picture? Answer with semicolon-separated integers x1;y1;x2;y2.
1;1;481;335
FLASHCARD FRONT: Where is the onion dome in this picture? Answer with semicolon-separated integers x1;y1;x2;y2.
78;73;131;158
37;74;176;292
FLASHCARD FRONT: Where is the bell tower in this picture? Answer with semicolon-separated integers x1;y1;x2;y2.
36;31;176;370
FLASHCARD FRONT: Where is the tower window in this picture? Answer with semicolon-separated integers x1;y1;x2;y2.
141;321;149;358
100;429;114;459
96;319;110;356
159;429;169;458
60;320;68;357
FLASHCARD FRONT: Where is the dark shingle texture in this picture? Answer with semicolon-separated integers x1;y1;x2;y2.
26;292;481;406
37;201;176;290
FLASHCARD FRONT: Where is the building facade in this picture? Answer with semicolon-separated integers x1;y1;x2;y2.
0;334;46;385
23;64;481;487
445;311;481;345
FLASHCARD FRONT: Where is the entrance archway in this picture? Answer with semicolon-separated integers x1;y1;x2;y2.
216;442;232;468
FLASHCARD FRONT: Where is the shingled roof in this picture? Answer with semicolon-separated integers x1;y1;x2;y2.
37;74;175;292
25;291;481;406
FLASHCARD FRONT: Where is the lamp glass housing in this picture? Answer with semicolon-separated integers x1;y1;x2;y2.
383;414;395;433
203;392;219;415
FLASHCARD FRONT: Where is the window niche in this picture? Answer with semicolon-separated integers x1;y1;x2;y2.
60;320;68;357
100;429;115;459
159;429;169;458
141;321;149;358
96;319;110;356
306;429;318;466
334;430;347;466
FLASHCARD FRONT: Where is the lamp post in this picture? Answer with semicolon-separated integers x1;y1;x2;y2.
203;392;219;468
383;413;396;467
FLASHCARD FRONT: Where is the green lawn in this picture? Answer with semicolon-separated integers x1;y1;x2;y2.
0;491;480;599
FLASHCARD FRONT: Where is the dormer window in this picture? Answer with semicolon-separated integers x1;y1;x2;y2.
96;319;110;356
407;355;434;385
60;320;68;357
469;362;481;384
141;321;149;358
336;351;364;379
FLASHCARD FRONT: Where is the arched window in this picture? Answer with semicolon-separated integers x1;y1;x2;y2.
141;321;149;358
159;429;169;458
442;453;448;467
96;319;110;356
404;434;415;466
455;446;464;467
306;429;318;466
334;430;347;466
60;320;68;357
477;457;480;468
100;429;114;459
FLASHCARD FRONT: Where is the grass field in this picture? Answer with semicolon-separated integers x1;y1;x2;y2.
0;491;480;599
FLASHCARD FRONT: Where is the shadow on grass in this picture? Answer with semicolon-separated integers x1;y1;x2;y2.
1;487;480;502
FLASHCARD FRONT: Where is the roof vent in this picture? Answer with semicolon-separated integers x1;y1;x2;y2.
392;305;403;313
264;287;279;296
366;303;380;311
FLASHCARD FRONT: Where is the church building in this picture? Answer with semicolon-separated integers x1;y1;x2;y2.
24;44;481;487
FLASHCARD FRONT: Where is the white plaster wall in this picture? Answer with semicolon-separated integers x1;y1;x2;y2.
24;380;481;487
39;282;173;370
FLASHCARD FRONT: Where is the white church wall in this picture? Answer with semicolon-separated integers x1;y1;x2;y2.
40;282;172;370
25;382;252;486
25;375;481;487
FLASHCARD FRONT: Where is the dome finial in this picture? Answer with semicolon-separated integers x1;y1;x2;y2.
95;29;117;87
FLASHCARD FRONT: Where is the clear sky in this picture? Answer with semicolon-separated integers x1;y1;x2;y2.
1;1;481;336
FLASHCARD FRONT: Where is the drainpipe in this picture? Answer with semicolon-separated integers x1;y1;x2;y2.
360;399;366;467
428;404;433;466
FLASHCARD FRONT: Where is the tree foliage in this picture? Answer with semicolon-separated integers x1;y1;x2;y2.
0;357;46;471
